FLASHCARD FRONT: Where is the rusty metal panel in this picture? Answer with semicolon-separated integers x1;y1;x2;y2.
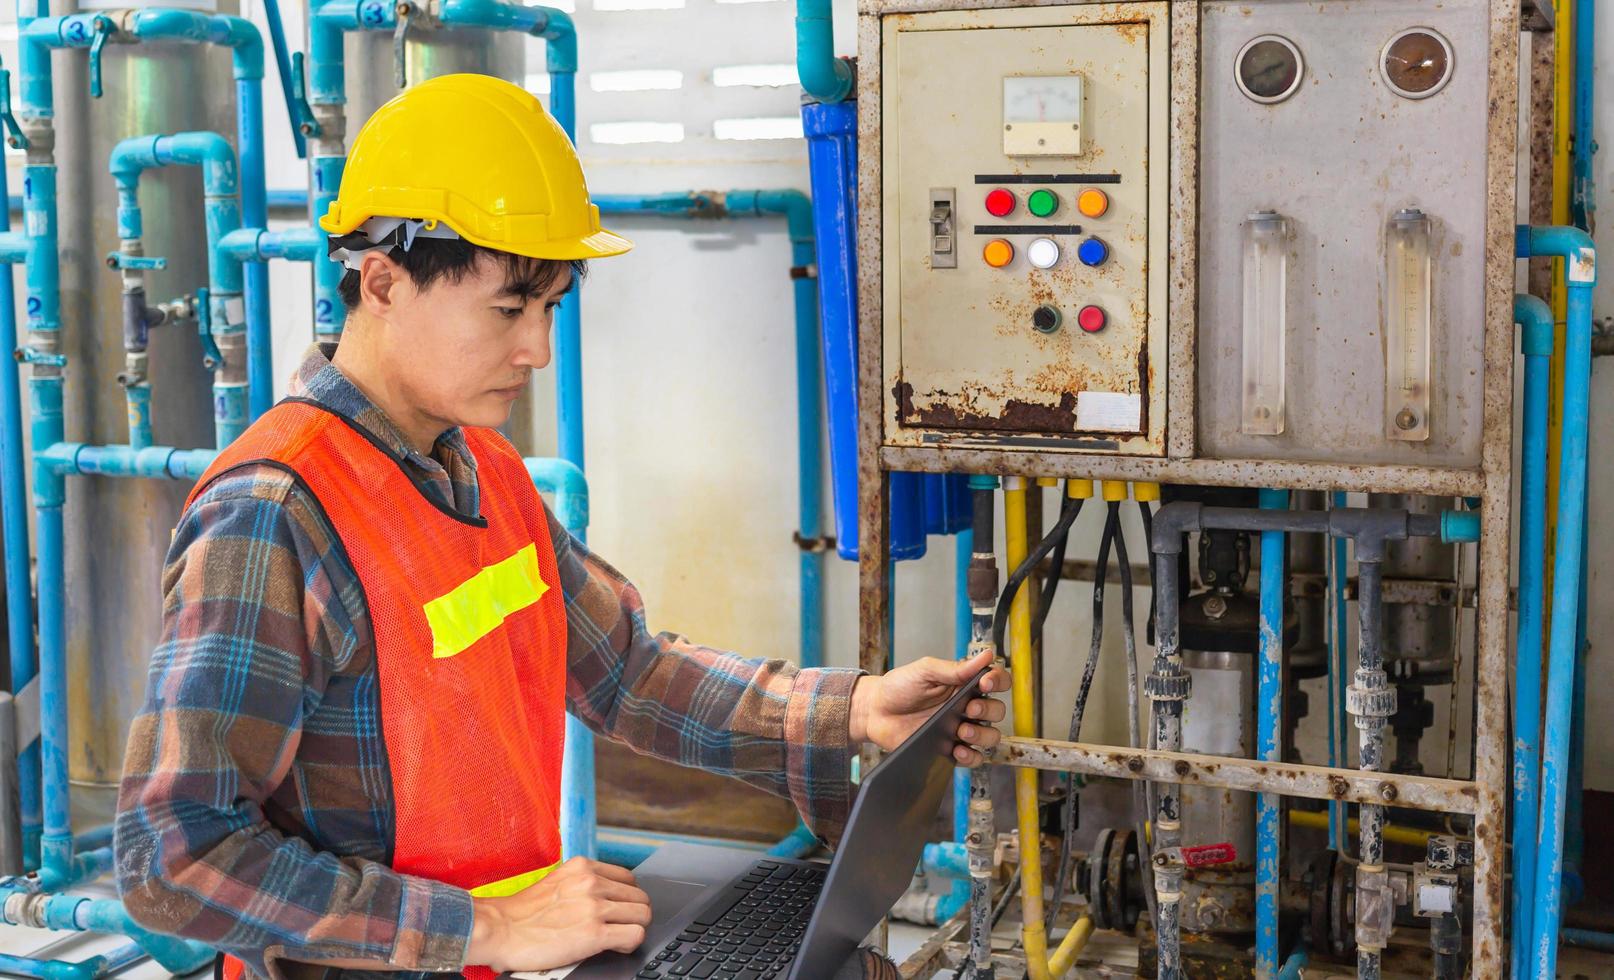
880;2;1170;454
1196;0;1491;469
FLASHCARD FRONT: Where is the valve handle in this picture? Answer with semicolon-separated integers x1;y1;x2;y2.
86;15;116;99
0;66;28;151
106;251;168;271
196;287;224;370
1179;843;1238;869
393;3;415;90
289;52;321;144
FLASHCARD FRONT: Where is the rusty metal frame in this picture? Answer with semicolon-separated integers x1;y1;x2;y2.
856;0;1521;974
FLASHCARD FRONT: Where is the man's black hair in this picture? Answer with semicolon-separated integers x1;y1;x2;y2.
336;235;587;311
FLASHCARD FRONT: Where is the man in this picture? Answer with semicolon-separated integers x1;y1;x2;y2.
114;74;1007;980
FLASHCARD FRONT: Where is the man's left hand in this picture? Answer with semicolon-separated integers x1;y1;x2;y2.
848;650;1010;766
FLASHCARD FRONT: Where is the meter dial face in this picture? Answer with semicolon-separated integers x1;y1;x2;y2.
1003;76;1083;123
1235;35;1304;104
1381;28;1454;99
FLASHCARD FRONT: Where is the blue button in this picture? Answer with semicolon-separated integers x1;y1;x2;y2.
1077;238;1109;267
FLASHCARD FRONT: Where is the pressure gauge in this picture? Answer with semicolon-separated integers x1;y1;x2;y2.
1234;35;1304;105
1002;75;1083;157
1381;28;1453;100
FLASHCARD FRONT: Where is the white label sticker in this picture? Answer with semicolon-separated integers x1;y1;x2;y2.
1076;391;1142;433
224;297;246;325
24;210;46;237
511;966;580;980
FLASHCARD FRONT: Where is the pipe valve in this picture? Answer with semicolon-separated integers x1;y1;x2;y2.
105;251;167;271
85;15;117;99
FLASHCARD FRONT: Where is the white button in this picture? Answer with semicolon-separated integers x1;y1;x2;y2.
1027;237;1060;270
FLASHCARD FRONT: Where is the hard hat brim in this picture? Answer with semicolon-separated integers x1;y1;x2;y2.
320;210;635;261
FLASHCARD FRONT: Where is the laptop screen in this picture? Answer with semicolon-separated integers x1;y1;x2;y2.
786;669;988;979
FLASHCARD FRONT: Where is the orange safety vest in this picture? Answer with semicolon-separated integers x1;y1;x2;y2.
191;399;569;980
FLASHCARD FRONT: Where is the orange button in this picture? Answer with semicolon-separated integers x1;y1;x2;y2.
983;239;1014;268
1077;188;1110;218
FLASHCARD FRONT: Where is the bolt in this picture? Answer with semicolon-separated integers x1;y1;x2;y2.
1329;775;1349;798
1127;756;1145;773
1379;781;1399;802
1396;409;1419;431
1174;760;1191;777
1203;595;1228;620
1197;896;1225;930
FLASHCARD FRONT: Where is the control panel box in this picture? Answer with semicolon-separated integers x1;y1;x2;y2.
1196;0;1490;468
881;2;1169;456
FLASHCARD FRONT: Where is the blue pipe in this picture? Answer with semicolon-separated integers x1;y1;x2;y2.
220;226;322;263
235;81;270;420
0;944;147;980
29;377;67;891
37;443;217;482
922;841;970;880
596;837;656;869
1570;0;1596;233
0;124;37;875
124;385;151;450
1276;945;1307;980
310;155;344;337
1562;928;1614;953
1255;487;1288;978
524;457;589;537
110;132;250;448
0;888;214;975
1511;292;1553;977
1514;225;1596;980
795;0;852;104
1565;511;1588;906
259;0;305;159
764;822;819;859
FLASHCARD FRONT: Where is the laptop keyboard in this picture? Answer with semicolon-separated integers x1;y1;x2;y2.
632;859;826;980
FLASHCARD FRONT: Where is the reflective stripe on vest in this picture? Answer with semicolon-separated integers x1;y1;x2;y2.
189;400;569;980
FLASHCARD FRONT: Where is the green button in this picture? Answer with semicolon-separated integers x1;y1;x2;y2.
1027;189;1060;218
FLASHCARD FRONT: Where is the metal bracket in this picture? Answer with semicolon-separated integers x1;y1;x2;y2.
792;531;838;554
86;15;117;99
290;52;322;141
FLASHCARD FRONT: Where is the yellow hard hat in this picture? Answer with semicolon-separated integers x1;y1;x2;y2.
320;73;633;261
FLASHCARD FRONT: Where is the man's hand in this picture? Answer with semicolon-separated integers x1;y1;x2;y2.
465;857;652;973
848;650;1010;766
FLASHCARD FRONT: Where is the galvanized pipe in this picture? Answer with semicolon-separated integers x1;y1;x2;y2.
963;476;998;980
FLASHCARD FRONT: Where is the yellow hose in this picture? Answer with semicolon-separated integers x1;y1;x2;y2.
1286;809;1443;848
1003;478;1052;979
1047;915;1094;977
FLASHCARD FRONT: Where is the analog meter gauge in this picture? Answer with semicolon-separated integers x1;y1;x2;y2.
1381;28;1454;99
1002;75;1084;157
1235;35;1304;104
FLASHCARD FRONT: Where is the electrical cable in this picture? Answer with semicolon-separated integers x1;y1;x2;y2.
1033;500;1074;648
1134;499;1159;927
1046;502;1118;934
992;493;1083;664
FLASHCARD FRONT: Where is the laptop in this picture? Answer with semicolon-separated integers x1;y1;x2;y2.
510;667;986;980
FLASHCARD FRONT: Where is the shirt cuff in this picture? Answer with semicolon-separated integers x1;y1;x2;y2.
392;875;476;972
783;666;864;844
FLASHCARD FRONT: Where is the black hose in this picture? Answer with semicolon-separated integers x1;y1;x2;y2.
1046;502;1118;934
991;494;1083;668
1113;509;1157;929
1033;500;1074;647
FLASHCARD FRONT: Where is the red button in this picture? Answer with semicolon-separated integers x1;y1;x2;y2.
985;188;1016;217
1077;305;1107;333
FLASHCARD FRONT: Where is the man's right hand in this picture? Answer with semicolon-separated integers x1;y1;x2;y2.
466;857;653;973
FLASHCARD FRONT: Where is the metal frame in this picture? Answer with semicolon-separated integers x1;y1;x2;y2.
855;0;1521;972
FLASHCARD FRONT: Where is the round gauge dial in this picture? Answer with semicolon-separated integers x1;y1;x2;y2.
1381;28;1454;99
1235;35;1304;104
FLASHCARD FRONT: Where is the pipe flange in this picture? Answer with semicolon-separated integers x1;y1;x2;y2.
1145;670;1192;702
1347;684;1398;722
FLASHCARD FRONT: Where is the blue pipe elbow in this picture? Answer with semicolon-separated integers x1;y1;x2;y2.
1440;510;1479;544
1515;293;1554;356
1516;225;1597;285
734;189;815;247
921;841;969;879
933;879;969;923
524;457;589;534
126;9;263;79
795;0;852;104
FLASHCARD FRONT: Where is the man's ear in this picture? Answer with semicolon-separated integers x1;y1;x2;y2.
358;251;403;317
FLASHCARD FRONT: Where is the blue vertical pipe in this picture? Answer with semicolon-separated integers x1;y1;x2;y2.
1570;0;1596;233
235;79;271;419
1515;225;1596;980
1255;488;1288;978
1511;292;1553;978
0;128;38;873
935;528;972;922
1328;491;1349;844
311;154;345;337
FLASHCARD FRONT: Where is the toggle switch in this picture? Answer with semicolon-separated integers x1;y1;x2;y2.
929;188;956;269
